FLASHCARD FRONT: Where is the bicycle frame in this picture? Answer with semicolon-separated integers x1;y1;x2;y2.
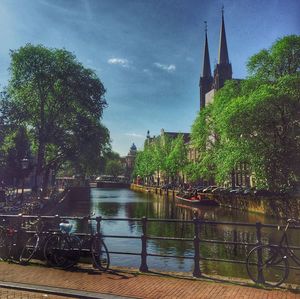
278;223;300;266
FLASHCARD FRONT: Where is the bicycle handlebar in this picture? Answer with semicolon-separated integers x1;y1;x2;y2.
287;218;300;224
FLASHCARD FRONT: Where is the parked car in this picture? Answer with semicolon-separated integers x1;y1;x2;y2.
211;187;227;194
195;185;206;192
202;186;218;193
229;187;244;195
243;188;255;196
253;189;272;196
161;183;176;190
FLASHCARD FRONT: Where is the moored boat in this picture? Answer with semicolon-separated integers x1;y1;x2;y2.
175;194;219;206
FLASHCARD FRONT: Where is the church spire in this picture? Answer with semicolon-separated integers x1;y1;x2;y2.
213;6;232;90
202;21;212;77
199;21;213;109
218;6;229;64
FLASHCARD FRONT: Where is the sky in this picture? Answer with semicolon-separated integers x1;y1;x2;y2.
0;0;299;156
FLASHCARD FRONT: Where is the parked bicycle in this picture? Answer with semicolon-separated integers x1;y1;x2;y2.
246;218;300;287
81;215;110;271
19;217;56;264
44;219;81;269
0;218;19;261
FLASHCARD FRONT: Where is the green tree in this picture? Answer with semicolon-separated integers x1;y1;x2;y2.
191;35;300;191
1;126;31;186
221;75;300;190
105;160;123;178
151;136;172;185
132;145;156;184
247;35;300;81
166;135;187;184
4;44;109;190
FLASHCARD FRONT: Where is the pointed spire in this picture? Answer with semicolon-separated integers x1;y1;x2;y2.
202;21;212;77
218;6;229;64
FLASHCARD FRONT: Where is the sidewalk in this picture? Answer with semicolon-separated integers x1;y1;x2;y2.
0;263;299;299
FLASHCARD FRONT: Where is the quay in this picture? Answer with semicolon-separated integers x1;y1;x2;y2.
130;184;300;219
0;263;299;299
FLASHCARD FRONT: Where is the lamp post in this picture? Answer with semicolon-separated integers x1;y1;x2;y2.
21;158;29;200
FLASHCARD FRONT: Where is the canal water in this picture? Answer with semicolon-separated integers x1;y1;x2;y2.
67;188;299;283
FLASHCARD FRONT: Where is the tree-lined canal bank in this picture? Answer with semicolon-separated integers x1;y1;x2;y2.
65;188;299;284
130;183;300;219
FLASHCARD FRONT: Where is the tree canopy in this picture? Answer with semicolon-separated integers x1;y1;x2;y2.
191;35;300;191
133;134;188;185
1;44;110;188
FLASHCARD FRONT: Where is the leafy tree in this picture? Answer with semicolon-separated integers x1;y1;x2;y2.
191;35;300;191
221;75;300;190
3;44;109;190
133;145;156;184
1;126;32;186
151;135;172;185
166;135;187;184
191;103;218;182
133;135;187;185
247;35;300;80
105;160;123;178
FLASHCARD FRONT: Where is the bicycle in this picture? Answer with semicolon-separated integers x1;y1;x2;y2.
81;215;110;271
19;218;55;264
246;218;300;287
0;218;19;261
43;220;81;269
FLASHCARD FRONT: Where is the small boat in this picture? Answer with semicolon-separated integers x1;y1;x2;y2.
175;194;219;206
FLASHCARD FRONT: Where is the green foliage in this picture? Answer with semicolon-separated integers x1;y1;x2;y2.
105;160;123;178
166;135;187;180
0;126;32;184
247;35;300;80
2;44;110;186
133;134;188;184
191;35;300;191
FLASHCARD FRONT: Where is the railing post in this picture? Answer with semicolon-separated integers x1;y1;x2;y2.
139;216;148;272
15;214;23;257
233;229;238;256
193;211;201;278
255;222;264;284
96;216;102;236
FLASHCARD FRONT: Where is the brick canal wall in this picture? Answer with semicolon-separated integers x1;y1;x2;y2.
130;184;300;218
215;193;300;219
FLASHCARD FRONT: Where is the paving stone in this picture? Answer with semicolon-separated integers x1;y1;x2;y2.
0;263;299;299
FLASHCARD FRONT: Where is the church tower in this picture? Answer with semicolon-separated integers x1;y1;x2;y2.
199;22;213;109
213;7;232;90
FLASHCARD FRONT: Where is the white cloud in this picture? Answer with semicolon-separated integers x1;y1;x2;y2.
154;62;176;73
125;133;145;138
107;57;129;68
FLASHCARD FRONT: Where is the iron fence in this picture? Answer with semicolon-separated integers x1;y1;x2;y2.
0;213;300;277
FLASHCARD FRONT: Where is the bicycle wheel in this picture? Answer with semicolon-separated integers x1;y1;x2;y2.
19;235;39;264
91;237;110;271
67;235;82;267
44;234;75;269
246;244;289;287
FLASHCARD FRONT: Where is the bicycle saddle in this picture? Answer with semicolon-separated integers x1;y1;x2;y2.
59;222;73;233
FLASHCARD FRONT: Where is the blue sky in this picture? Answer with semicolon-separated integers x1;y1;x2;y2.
0;0;299;156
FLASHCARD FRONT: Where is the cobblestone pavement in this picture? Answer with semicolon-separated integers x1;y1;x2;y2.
0;287;68;299
0;263;299;299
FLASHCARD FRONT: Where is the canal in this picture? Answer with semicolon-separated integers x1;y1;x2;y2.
66;188;299;283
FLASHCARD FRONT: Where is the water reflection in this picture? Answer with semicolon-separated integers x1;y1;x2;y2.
65;188;299;283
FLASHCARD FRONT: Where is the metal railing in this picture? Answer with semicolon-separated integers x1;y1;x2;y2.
0;213;300;278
